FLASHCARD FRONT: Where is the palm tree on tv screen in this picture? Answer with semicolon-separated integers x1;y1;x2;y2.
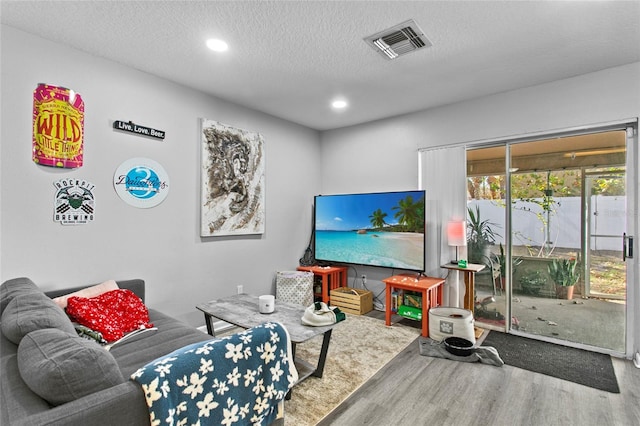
369;208;388;229
392;195;424;232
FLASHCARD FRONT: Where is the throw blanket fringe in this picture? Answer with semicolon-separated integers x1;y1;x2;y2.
131;322;298;426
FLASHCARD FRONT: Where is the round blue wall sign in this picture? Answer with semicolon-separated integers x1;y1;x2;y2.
113;158;169;208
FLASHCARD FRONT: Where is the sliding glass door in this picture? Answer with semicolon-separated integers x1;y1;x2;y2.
467;128;631;354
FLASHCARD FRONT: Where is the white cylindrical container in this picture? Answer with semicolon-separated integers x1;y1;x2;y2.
259;295;275;314
428;307;475;343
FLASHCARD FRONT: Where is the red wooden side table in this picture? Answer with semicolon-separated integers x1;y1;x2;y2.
297;265;348;304
382;274;445;337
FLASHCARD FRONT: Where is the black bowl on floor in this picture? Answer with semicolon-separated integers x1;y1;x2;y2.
444;336;475;357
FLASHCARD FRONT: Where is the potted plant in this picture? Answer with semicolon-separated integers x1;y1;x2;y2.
466;205;499;264
547;258;580;300
518;269;546;296
496;243;523;290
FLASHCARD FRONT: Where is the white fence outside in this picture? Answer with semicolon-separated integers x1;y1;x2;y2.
468;196;626;252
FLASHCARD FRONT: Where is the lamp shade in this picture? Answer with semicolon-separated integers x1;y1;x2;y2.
447;221;467;247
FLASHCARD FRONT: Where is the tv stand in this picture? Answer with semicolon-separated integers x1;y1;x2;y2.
297;265;347;304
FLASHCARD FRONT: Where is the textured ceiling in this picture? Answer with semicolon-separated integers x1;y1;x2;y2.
2;1;639;131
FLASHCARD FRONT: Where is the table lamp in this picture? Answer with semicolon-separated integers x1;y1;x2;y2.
447;220;466;264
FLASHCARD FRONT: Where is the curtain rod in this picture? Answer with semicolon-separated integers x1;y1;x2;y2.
417;117;638;153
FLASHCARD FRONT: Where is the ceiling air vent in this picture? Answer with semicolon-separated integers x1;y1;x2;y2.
364;19;432;60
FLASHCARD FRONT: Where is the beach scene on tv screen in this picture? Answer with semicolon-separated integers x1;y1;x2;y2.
315;191;425;270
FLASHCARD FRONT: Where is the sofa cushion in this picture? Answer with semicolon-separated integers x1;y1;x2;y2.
17;328;125;406
52;279;119;309
0;277;40;315
111;308;212;377
1;292;76;345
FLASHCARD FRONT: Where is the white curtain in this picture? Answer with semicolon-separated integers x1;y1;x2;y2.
419;145;467;306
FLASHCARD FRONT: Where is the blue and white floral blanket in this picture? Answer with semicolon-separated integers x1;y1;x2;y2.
131;322;298;425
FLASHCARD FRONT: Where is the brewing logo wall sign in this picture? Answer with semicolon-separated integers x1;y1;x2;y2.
113;158;170;208
53;179;95;225
33;83;85;168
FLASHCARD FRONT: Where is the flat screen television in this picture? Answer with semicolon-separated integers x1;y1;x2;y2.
314;190;425;272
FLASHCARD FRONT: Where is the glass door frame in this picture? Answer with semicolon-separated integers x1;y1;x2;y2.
583;169;626;300
467;120;637;358
623;125;638;358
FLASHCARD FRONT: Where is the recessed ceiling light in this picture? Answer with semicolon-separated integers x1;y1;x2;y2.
206;38;228;52
331;100;348;109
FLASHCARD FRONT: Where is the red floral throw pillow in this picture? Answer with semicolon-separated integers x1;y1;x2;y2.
65;289;153;342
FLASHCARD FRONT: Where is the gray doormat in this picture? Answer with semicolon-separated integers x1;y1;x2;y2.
482;331;620;393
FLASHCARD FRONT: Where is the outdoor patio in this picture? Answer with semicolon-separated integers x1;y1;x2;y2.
475;287;626;353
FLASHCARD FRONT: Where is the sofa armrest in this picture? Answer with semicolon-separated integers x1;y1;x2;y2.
9;381;150;426
44;279;145;303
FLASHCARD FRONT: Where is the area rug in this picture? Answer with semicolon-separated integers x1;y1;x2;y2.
482;331;620;393
284;314;420;425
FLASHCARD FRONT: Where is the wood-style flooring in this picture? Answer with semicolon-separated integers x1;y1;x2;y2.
317;312;640;426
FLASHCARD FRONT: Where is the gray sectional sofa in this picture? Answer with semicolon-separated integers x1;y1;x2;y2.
0;277;284;426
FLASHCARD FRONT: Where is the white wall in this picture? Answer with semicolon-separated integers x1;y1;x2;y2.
321;62;640;356
322;63;640;187
471;197;626;251
0;26;321;325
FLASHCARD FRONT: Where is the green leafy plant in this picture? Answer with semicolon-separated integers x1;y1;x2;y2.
467;205;499;264
519;269;547;295
547;258;580;287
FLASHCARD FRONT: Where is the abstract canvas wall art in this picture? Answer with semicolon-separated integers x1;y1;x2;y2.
201;119;265;236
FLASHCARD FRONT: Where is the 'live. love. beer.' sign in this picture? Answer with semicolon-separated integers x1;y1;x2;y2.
113;120;165;140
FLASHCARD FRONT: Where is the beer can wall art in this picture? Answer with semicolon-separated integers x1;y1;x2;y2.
32;83;85;168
